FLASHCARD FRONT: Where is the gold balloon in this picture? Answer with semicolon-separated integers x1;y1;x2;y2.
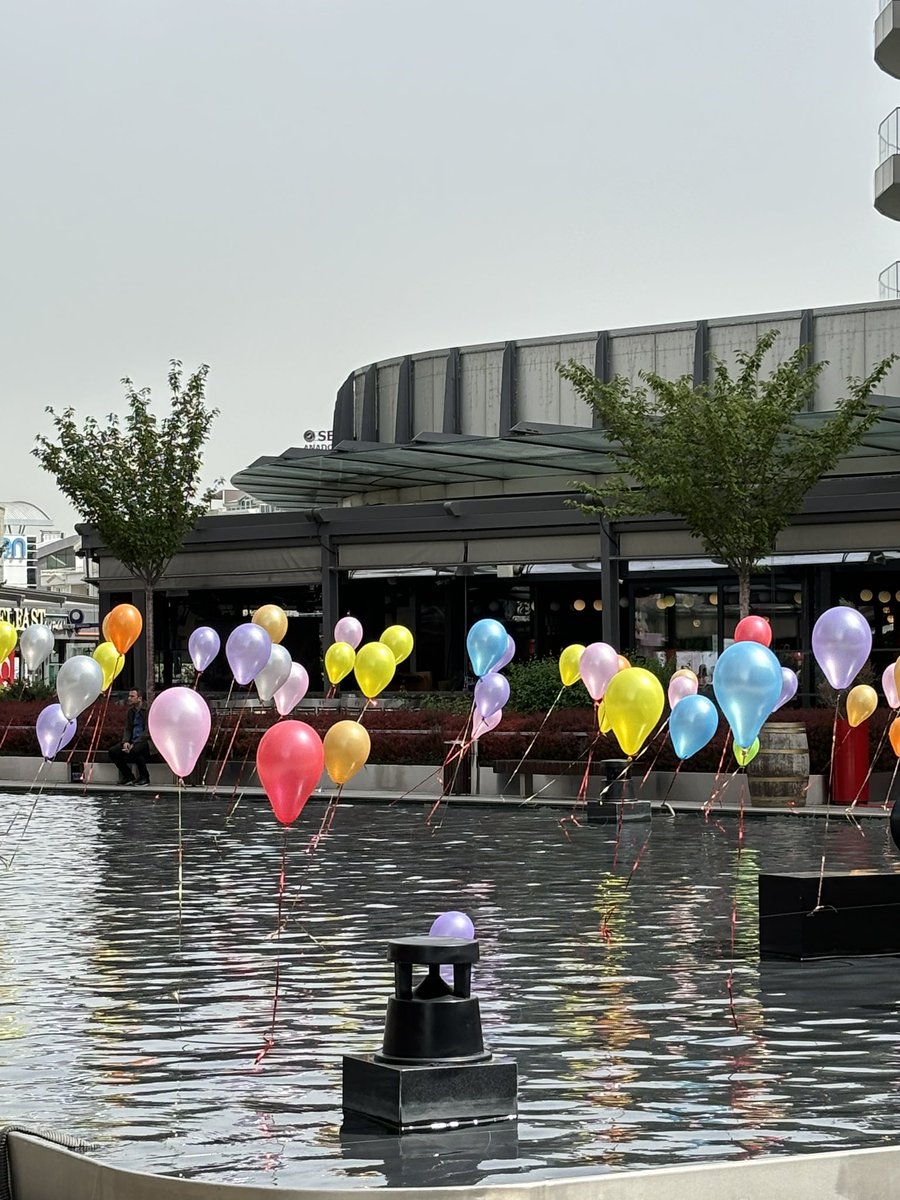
559;644;585;688
671;668;698;683
323;720;372;785
92;641;125;692
324;642;356;686
733;738;760;768
354;642;396;699
847;684;878;729
252;604;288;645
616;655;630;672
597;699;612;734
603;667;665;757
380;624;414;665
0;621;17;663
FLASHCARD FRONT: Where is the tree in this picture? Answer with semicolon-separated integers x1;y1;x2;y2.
559;332;895;618
33;361;218;694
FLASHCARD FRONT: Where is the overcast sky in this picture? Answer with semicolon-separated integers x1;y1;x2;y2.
1;0;895;527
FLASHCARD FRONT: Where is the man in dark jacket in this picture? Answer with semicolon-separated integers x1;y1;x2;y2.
109;688;151;785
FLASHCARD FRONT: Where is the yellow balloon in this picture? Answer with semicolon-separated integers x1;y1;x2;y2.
354;641;396;698
380;624;414;665
92;641;125;692
0;621;17;663
733;738;760;768
325;641;356;686
323;720;372;785
847;683;878;729
603;667;665;757
597;698;612;734
559;644;585;687
252;604;288;645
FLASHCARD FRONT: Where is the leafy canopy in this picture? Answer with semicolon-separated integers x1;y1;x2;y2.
559;332;895;578
33;361;218;587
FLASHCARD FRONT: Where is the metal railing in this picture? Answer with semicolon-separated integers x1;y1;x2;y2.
879;108;900;165
879;261;900;299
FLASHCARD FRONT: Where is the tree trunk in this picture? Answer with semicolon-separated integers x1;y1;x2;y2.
738;566;751;620
144;584;155;699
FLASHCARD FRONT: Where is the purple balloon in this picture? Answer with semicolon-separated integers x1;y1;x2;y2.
812;606;872;691
579;642;620;702
474;671;509;720
494;635;515;672
334;616;363;650
188;626;220;673
225;623;272;686
430;911;475;939
36;703;76;760
773;668;799;712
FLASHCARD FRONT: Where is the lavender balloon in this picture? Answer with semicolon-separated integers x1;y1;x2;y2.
472;709;502;740
579;642;620;702
430;910;475;939
812;606;872;691
334;616;363;650
495;635;515;671
36;703;76;760
225;623;272;685
274;662;310;716
773;668;799;712
189;626;220;673
883;662;900;711
474;671;509;720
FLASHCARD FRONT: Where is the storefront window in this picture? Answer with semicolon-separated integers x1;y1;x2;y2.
632;587;719;677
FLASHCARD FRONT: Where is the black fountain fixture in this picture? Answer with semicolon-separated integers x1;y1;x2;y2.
588;759;651;824
342;936;517;1132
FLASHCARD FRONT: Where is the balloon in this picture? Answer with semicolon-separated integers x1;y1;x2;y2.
256;720;324;825
604;667;665;757
616;655;630;672
472;709;502;740
712;641;782;750
56;656;104;720
106;604;142;655
36;704;76;760
334;616;363;649
92;641;125;692
669;693;719;760
466;619;508;678
354;642;396;698
0;622;17;663
597;699;612;734
19;624;54;673
101;613;110;642
252;604;288;645
579;642;620;702
734;616;772;648
225;623;272;685
430;911;474;939
883;662;900;710
559;644;585;688
773;668;799;712
812;606;872;691
188;626;220;673
323;720;371;785
734;738;760;768
667;672;698;709
148;687;211;779
672;668;698;683
380;624;414;665
254;643;292;703
891;717;900;758
495;635;516;672
325;642;356;686
274;662;310;716
474;671;509;720
847;684;878;728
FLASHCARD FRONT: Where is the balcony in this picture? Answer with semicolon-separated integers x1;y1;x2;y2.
877;2;900;76
875;110;900;219
879;261;900;299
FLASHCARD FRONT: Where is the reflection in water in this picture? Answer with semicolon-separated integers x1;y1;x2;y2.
0;795;899;1187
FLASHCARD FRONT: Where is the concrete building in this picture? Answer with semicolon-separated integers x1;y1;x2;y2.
876;3;900;293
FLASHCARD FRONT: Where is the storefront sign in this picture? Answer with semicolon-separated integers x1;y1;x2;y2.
0;606;50;630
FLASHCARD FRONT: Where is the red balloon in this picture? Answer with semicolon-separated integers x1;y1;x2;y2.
734;616;772;647
256;721;324;826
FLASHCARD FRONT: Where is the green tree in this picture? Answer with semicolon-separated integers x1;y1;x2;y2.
559;332;895;617
33;361;218;693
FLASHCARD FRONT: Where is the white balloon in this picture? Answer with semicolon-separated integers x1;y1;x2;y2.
56;656;104;720
254;643;292;703
274;662;310;716
19;624;55;673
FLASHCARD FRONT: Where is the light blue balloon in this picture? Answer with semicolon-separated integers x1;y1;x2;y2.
669;693;720;760
713;641;783;750
466;618;508;678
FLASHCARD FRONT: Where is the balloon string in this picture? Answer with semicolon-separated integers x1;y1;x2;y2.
426;703;476;828
506;686;564;786
81;686;114;790
815;699;841;911
599;808;656;942
640;717;671;788
256;832;288;1066
192;669;203;692
848;714;891;812
64;700;99;769
203;679;235;784
882;756;900;811
307;785;343;855
211;694;248;795
725;776;746;1032
1;760;46;870
224;741;255;824
356;699;372;724
702;731;733;819
177;779;184;934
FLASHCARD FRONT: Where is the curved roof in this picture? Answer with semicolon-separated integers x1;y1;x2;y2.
0;500;53;525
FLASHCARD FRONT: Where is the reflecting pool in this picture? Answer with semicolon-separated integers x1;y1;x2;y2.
1;792;899;1188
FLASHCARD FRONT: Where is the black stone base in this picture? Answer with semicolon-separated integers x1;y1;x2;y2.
340;1115;518;1186
759;870;900;960
587;798;652;825
342;1054;517;1132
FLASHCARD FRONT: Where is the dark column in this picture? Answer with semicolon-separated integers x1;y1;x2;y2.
361;364;378;441
320;530;339;669
500;341;517;436
333;374;355;444
799;308;816;410
395;356;413;443
592;331;611;430
442;347;461;434
693;319;710;389
599;521;621;648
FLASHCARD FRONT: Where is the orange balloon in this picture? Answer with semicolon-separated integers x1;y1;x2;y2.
101;613;111;641
616;655;630;672
891;717;900;759
106;603;143;655
894;658;900;710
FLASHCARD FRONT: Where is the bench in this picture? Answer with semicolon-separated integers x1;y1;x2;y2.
490;758;614;798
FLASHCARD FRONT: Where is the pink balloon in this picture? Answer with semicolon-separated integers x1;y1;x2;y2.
883;663;900;711
472;709;502;740
773;668;799;712
474;671;509;719
334;616;363;650
494;635;515;671
148;688;211;779
579;642;620;701
667;673;698;709
274;662;310;717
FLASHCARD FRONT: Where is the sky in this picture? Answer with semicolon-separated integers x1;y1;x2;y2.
1;0;896;528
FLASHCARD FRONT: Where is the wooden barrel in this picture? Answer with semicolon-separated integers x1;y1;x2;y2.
747;722;809;807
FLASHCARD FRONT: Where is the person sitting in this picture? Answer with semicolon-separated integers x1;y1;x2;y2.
109;688;152;785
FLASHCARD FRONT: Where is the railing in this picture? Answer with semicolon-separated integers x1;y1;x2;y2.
879;261;900;299
879;108;900;165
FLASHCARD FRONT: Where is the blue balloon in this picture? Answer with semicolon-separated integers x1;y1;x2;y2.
669;693;720;760
466;619;509;677
712;641;783;750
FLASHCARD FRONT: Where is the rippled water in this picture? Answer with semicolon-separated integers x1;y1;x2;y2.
1;792;900;1188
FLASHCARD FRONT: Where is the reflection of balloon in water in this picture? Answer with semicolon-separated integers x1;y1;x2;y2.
812;606;872;692
93;641;124;692
846;684;878;729
256;721;325;825
334;616;363;649
0;622;18;663
774;668;799;712
36;704;77;760
226;623;272;685
148;688;211;779
669;694;719;760
274;662;310;716
189;626;221;673
106;604;143;655
559;644;585;687
56;656;104;720
252;604;288;645
712;641;782;751
323;720;371;785
254;644;292;703
604;667;665;756
325;642;355;686
19;624;55;673
380;624;414;665
466;619;508;678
